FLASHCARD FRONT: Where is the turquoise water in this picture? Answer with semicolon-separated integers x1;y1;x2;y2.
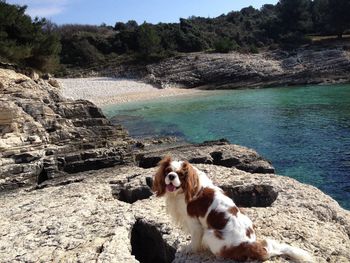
103;85;350;210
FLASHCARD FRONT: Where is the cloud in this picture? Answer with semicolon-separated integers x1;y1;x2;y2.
26;6;64;17
7;0;69;17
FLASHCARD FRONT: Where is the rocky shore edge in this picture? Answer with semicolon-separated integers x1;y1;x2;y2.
64;46;350;90
145;47;350;89
1;68;350;262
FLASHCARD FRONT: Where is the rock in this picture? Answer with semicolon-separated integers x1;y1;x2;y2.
0;165;349;262
133;136;184;150
42;73;52;80
144;48;350;89
137;155;163;169
29;70;39;81
56;47;350;88
135;139;275;174
110;174;153;204
0;68;133;190
48;78;60;88
221;184;279;207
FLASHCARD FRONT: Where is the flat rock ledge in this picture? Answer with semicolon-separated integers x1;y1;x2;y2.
1;164;349;263
134;139;275;174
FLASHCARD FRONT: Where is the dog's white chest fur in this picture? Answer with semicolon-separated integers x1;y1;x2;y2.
166;193;189;231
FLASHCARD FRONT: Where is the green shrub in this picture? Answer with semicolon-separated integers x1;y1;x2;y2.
214;37;239;53
249;44;259;53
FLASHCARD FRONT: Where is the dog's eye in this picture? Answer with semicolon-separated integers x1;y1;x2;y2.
165;167;172;174
177;171;186;178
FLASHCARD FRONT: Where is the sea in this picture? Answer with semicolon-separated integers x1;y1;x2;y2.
102;84;350;210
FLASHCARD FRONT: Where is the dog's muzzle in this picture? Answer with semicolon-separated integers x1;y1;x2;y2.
165;172;181;192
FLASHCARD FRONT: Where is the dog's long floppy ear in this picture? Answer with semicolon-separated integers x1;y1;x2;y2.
152;156;172;197
181;161;200;203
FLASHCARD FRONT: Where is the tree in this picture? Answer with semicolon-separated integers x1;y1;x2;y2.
60;36;104;66
0;1;61;71
136;23;161;58
328;0;350;39
177;18;209;52
277;0;312;33
311;0;330;34
125;20;138;30
114;22;126;31
275;0;313;45
28;32;61;71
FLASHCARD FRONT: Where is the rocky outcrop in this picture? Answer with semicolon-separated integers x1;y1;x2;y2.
145;47;350;89
0;67;274;191
0;69;133;190
134;139;275;174
1;164;349;263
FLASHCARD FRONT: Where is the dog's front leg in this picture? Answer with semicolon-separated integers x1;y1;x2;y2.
186;218;204;253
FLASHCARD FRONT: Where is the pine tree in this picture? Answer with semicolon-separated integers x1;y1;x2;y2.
137;23;161;58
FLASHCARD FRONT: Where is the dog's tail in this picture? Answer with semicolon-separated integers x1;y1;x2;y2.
264;239;313;262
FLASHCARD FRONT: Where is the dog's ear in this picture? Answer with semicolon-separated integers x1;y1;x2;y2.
152;156;172;197
181;161;199;202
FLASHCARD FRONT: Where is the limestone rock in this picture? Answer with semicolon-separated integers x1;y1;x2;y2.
0;68;133;190
29;70;40;81
0;165;349;262
145;48;350;89
135;139;275;174
48;78;60;88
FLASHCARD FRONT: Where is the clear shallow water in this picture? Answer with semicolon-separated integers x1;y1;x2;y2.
103;85;350;210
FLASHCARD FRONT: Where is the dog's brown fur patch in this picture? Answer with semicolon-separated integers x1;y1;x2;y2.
229;206;239;216
207;209;229;230
219;240;268;262
246;227;254;238
187;187;215;217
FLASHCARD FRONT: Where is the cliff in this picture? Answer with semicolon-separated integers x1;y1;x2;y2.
144;47;350;89
0;68;133;190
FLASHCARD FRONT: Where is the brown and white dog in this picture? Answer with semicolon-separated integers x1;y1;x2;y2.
152;156;313;262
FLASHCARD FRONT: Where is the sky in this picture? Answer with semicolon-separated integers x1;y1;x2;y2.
7;0;279;26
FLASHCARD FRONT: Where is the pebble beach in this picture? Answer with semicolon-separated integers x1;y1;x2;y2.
57;77;201;106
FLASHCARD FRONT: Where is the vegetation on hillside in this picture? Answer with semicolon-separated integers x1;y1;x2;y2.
0;0;349;73
0;0;61;72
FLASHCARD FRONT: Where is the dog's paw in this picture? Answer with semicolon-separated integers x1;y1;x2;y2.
182;242;206;254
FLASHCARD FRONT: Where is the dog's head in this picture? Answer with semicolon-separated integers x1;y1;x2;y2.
152;156;200;202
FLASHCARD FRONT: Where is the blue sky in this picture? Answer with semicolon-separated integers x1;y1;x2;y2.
7;0;278;26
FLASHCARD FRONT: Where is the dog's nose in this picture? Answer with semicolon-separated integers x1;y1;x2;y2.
168;174;175;181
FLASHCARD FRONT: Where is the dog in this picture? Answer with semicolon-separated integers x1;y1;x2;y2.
152;156;313;262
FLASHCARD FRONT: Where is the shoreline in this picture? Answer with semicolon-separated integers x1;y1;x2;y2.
57;77;204;106
57;76;350;108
